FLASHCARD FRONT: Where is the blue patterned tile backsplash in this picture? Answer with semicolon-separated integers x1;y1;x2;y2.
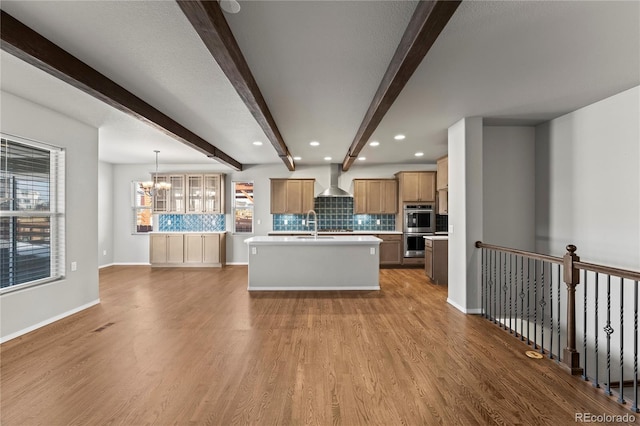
158;214;226;232
273;197;396;231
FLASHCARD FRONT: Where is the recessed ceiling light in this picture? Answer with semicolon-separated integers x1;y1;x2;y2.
310;141;320;146
394;134;406;140
324;156;332;161
358;157;366;161
252;141;263;146
369;141;380;147
414;152;424;157
293;156;302;161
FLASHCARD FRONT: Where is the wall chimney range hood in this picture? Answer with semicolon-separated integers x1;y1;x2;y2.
316;164;352;197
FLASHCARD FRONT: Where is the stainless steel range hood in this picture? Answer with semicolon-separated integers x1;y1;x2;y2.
316;164;352;197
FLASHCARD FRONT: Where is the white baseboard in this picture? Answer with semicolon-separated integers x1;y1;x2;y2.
225;262;248;266
248;286;380;291
111;262;151;266
446;298;483;315
98;263;115;269
1;299;100;344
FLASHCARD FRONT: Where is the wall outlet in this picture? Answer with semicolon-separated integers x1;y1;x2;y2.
284;219;288;225
251;247;257;255
358;219;362;225
302;219;306;225
448;224;454;235
370;247;376;255
257;219;261;225
376;219;381;225
103;250;107;256
167;219;171;225
71;261;77;272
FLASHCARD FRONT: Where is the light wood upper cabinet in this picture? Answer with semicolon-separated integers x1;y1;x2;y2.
395;171;436;202
270;179;315;214
153;173;224;214
353;179;397;214
436;156;448;190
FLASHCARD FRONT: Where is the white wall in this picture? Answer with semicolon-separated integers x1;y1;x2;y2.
447;117;484;313
1;91;100;342
535;86;640;269
98;161;114;267
111;162;437;265
483;126;536;251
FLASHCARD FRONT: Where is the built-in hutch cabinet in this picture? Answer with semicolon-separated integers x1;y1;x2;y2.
153;173;224;214
436;156;448;215
353;179;397;214
150;233;226;267
394;171;436;203
270;179;315;214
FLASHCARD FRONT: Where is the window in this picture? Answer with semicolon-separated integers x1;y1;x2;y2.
233;181;254;233
1;135;65;292
132;181;153;234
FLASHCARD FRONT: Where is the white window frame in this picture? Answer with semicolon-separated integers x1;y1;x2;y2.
232;181;254;234
1;134;65;294
132;181;154;234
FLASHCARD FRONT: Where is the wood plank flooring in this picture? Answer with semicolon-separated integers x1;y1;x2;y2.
1;266;637;425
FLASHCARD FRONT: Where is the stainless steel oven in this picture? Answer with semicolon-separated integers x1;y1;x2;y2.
404;233;431;258
404;204;435;233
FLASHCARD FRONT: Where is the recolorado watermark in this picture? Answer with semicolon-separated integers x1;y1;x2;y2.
575;412;636;423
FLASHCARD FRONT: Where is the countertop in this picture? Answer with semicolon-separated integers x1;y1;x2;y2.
424;235;449;241
245;235;382;245
268;230;402;235
149;231;227;234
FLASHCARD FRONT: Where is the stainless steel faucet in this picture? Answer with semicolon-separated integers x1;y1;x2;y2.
306;209;318;238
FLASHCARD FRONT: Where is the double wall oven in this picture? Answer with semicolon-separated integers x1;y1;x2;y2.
403;204;435;258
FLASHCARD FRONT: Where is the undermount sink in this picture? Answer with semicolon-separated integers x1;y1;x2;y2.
296;236;335;240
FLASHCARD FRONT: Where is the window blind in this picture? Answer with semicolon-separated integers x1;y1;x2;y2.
1;136;65;292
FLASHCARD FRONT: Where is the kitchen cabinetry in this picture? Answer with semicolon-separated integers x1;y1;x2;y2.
152;174;185;213
436;156;448;215
436;156;448;190
377;234;402;265
150;233;226;267
425;237;448;284
153;173;224;214
186;174;224;214
353;179;397;214
150;233;184;264
270;179;315;214
395;171;436;203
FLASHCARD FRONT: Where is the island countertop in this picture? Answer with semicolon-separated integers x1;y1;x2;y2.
245;235;382;245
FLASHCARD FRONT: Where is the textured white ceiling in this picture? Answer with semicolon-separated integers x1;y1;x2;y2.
0;0;638;168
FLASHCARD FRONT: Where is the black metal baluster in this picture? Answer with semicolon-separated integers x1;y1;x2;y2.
557;265;561;363
619;277;625;404
481;248;485;317
493;253;500;324
633;280;638;412
540;261;546;354
605;275;613;396
527;258;531;345
582;270;588;381
520;256;525;341
498;252;502;327
594;272;600;388
502;252;507;330
489;250;494;322
509;253;513;334
533;260;538;349
549;262;554;359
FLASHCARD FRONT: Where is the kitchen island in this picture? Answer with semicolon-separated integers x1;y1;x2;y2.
244;235;382;291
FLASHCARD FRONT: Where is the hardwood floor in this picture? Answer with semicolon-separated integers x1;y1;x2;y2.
1;266;636;425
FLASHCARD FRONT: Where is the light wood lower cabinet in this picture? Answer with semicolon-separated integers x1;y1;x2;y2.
151;233;225;267
425;238;448;284
377;234;402;265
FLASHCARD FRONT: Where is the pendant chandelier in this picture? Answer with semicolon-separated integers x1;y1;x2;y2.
141;150;171;193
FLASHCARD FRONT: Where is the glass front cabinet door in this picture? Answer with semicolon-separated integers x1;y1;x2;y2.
203;174;221;213
187;175;203;213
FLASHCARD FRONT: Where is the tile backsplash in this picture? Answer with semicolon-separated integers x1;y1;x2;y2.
273;197;395;231
158;214;226;232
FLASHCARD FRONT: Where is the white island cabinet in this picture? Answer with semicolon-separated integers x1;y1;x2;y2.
244;236;382;291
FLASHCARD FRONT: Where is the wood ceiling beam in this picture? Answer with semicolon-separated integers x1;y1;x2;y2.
341;0;462;171
0;10;243;171
177;0;295;171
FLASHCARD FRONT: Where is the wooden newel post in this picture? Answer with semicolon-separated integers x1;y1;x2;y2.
561;244;584;375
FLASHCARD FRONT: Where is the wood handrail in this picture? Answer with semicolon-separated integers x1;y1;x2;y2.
475;241;562;264
574;261;640;282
